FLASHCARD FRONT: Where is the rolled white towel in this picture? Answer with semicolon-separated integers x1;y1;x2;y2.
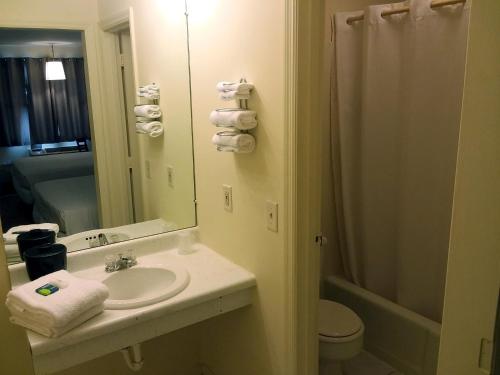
134;105;162;118
137;92;160;100
4;223;59;245
216;81;254;93
138;84;159;93
219;90;251;101
209;110;257;130
10;303;104;338
146;93;160;100
212;131;255;153
6;270;109;329
136;116;153;123
136;121;164;137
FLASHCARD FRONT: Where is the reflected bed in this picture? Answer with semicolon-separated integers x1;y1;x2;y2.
11;152;94;205
32;175;98;236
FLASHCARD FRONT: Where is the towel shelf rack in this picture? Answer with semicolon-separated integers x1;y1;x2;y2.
211;77;257;153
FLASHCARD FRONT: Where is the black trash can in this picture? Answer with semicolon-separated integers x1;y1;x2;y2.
16;229;56;261
24;243;67;281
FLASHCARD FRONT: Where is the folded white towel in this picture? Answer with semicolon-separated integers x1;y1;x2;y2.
6;270;109;329
216;81;254;94
219;90;251;101
5;244;20;258
134;105;162;118
136;121;164;138
212;131;256;153
10;303;104;338
209;110;257;130
5;244;21;264
4;223;59;245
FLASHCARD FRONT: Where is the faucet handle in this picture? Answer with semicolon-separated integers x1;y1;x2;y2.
120;249;136;261
119;250;137;267
104;254;120;272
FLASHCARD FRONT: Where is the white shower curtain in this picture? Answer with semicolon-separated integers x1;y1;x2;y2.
330;0;470;322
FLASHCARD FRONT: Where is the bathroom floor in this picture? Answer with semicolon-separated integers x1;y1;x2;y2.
342;351;403;375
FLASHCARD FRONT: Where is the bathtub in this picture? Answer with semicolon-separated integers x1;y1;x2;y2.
324;275;441;375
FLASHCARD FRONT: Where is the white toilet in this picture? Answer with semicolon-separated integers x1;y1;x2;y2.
318;299;364;375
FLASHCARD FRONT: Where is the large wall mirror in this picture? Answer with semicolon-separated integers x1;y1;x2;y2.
0;3;196;264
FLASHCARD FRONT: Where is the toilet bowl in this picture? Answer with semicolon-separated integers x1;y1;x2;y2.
318;299;364;375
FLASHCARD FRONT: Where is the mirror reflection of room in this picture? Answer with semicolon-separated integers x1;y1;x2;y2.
0;18;197;264
0;29;96;263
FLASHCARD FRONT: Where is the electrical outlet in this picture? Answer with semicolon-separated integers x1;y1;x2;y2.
222;185;232;212
145;160;151;179
266;201;278;232
167;165;174;187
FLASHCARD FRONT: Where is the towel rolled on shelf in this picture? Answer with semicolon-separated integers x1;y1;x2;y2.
136;121;164;137
138;92;160;100
212;130;256;153
137;84;160;99
219;90;251;101
209;109;257;130
6;270;109;338
134;105;162;119
138;83;159;93
216;81;254;94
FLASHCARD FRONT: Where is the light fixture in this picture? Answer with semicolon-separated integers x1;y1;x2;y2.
45;44;66;80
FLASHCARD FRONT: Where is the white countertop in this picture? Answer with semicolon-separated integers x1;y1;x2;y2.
8;229;256;373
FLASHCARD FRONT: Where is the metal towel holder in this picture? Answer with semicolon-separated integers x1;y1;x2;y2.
215;78;256;153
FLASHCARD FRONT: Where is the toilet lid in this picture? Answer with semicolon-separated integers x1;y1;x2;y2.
318;300;362;338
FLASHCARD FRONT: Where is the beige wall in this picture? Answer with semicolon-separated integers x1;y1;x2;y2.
438;0;500;373
186;0;289;373
0;0;98;26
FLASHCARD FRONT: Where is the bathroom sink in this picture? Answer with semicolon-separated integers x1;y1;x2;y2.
103;264;190;309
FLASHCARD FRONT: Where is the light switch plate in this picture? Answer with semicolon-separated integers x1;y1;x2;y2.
266;201;278;232
223;185;232;212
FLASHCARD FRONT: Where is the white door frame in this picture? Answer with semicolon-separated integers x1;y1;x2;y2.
285;0;324;374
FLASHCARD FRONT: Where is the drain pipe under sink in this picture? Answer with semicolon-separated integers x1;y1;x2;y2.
120;343;144;371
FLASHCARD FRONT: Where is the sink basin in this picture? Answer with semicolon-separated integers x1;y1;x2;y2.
103;264;190;309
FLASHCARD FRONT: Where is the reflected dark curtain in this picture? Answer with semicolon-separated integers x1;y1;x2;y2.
26;58;90;144
0;58;29;146
25;58;57;144
51;59;90;141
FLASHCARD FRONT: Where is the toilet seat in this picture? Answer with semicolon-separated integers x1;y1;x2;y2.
318;299;363;343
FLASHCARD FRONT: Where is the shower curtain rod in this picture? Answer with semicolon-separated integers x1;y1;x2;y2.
346;0;466;25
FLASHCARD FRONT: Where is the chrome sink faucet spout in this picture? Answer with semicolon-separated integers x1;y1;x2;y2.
105;251;137;272
89;233;110;248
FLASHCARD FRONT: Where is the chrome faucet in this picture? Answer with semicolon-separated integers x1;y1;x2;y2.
105;251;137;272
88;233;110;248
98;233;109;246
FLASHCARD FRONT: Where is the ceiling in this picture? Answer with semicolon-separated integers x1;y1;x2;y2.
0;28;82;47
